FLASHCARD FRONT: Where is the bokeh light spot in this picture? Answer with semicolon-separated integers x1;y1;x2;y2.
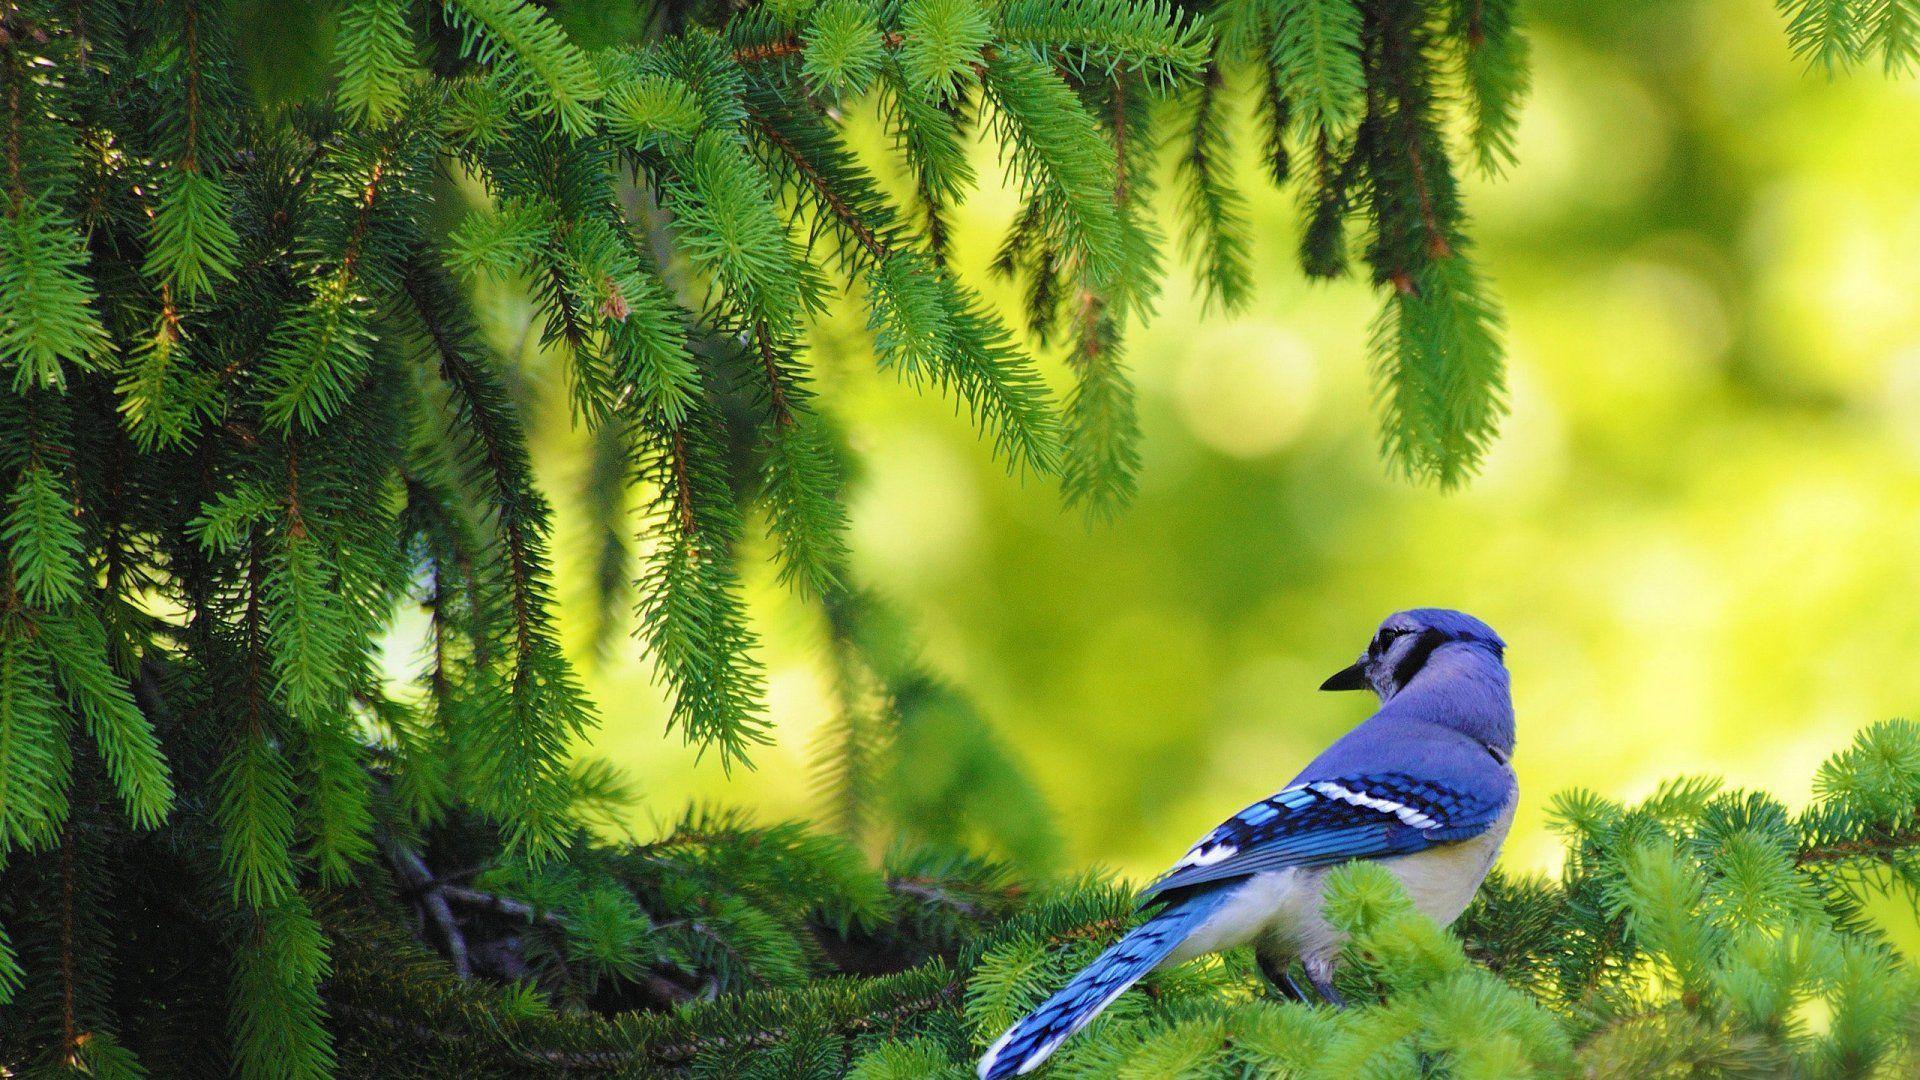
1175;325;1318;459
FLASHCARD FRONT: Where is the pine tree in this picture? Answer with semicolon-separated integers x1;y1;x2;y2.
0;0;1911;1076
143;721;1920;1076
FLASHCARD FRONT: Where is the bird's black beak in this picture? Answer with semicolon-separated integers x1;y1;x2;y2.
1319;661;1369;692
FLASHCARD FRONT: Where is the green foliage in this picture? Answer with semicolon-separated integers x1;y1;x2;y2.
231;899;336;1080
440;0;605;135
2;717;1909;1076
898;0;994;101
0;616;69;852
37;610;172;829
981;50;1125;285
813;587;1063;869
1174;64;1253;310
997;0;1210;91
0;199;111;392
803;0;887;97
335;0;419;123
1270;0;1367;136
1450;0;1530;175
217;727;301;910
3;460;85;608
759;411;852;597
633;410;773;769
201;723;1907;1076
144;170;242;300
0;0;1902;1074
1780;0;1920;73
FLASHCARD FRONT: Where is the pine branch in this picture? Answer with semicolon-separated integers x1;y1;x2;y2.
1174;61;1253;311
402;255;588;858
439;0;603;136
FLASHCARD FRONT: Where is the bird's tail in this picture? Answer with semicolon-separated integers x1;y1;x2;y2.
977;890;1229;1079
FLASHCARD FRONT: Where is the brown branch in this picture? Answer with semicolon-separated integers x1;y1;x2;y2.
1795;827;1920;866
752;324;795;427
339;157;389;277
400;261;540;664
1378;20;1451;262
183;0;201;170
2;47;22;206
0;9;52;46
441;884;567;930
885;875;1025;918
59;823;78;1064
283;440;307;539
732;39;804;64
436;883;698;1007
385;841;472;979
1401;131;1449;260
733;31;904;65
1464;0;1488;47
1049;915;1129;946
644;982;963;1068
745;103;889;264
668;427;696;536
331;962;960;1071
1073;288;1106;363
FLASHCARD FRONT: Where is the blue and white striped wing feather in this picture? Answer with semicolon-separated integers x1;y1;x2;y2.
1141;772;1508;902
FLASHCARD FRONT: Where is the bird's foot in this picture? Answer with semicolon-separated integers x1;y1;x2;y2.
1256;950;1310;1003
1304;958;1347;1008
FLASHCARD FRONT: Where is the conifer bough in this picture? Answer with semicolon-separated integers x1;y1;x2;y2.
0;0;1909;1076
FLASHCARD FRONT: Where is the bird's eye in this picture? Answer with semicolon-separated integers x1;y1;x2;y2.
1372;628;1403;654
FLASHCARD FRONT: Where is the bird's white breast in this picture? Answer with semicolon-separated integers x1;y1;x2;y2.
1160;798;1516;969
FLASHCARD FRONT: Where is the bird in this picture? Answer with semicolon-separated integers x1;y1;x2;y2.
977;608;1518;1080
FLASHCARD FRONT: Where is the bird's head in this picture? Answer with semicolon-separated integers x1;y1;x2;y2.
1319;608;1507;701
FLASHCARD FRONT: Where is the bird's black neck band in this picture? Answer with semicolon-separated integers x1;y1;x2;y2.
1390;628;1451;689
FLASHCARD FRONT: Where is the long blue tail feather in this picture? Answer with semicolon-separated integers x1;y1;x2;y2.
977;889;1231;1079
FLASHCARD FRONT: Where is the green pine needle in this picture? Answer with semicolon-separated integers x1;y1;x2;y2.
604;74;707;150
662;131;810;330
260;284;376;433
264;529;352;724
980;50;1126;284
900;0;994;101
230;899;337;1079
0;198;111;392
0;919;20;1004
1781;0;1865;73
3;462;86;608
1272;0;1367;136
440;0;604;136
1174;64;1254;311
0;620;70;853
1369;255;1508;489
143;169;242;300
215;726;300;910
803;0;887;96
1450;0;1531;176
39;608;174;828
996;0;1210;92
760;413;852;598
1060;301;1143;518
335;0;418;123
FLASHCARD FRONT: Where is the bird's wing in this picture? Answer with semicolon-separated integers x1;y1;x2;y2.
1138;770;1512;904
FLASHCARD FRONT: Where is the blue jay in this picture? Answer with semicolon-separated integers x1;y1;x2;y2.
977;609;1517;1079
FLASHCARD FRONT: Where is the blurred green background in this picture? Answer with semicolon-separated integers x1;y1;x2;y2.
487;0;1920;880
